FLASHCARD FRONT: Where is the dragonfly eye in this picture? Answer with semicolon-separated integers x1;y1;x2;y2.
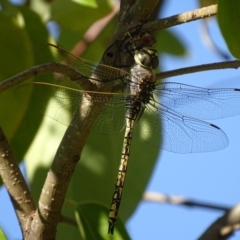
134;47;159;69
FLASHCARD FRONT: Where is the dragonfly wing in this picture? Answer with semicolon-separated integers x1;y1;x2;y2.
15;82;126;133
140;101;228;153
15;82;78;126
46;44;130;84
156;82;240;120
90;96;126;133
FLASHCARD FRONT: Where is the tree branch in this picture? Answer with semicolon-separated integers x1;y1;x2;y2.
198;203;240;240
59;214;77;227
143;4;218;32
28;94;107;239
128;0;160;23
143;192;230;211
110;0;161;56
156;60;240;81
0;126;36;237
0;62;94;93
117;0;160;32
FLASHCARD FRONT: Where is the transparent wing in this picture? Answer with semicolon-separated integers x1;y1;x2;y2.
156;82;240;120
45;44;131;84
16;82;231;153
15;82;126;133
92;97;126;133
139;100;228;153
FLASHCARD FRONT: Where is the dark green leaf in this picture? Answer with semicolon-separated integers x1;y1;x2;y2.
58;13;116;61
51;0;111;32
155;29;186;56
218;0;240;59
75;202;130;239
0;9;33;163
0;5;53;171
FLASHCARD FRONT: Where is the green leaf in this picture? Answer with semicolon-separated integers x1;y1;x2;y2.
218;0;240;59
51;0;111;32
17;6;53;46
58;16;116;61
155;29;186;56
0;228;7;240
7;7;53;160
0;12;32;79
75;202;130;239
0;9;32;158
28;0;51;21
71;0;98;8
0;4;53;176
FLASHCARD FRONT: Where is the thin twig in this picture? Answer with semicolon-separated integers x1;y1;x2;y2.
144;192;240;240
156;60;240;81
143;4;218;32
0;126;36;237
143;192;230;211
59;214;77;227
111;60;240;92
0;62;95;93
71;1;120;57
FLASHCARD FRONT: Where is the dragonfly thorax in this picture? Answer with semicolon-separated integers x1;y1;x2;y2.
134;47;159;69
126;61;156;121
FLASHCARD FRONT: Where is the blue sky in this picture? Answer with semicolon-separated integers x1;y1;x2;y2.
1;1;240;239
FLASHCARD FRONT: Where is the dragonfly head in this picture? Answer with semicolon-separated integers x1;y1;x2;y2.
134;47;159;69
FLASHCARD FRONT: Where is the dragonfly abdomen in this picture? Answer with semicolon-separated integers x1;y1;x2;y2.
108;117;134;234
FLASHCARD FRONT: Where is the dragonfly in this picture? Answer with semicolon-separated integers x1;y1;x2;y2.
16;43;240;234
